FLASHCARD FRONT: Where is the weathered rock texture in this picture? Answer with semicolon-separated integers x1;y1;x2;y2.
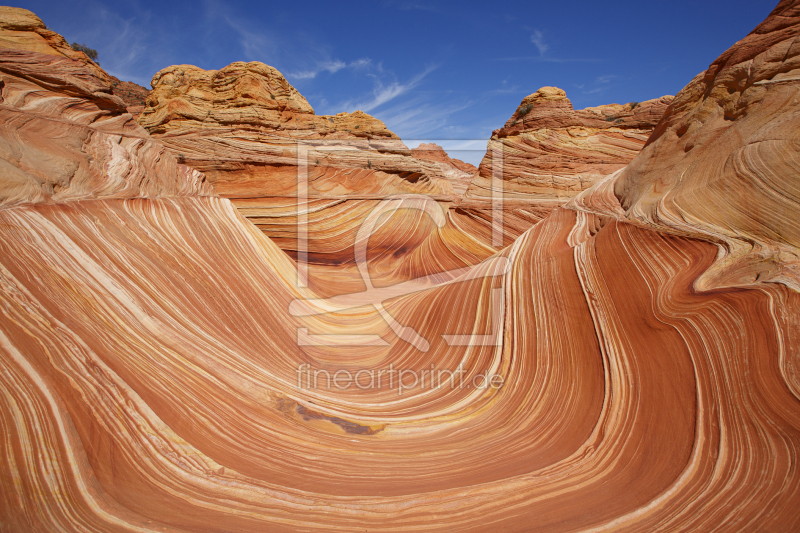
0;7;211;207
108;75;148;116
612;0;800;292
138;61;489;273
2;3;800;532
461;86;673;215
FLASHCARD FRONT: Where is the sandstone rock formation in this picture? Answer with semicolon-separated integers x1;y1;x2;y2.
0;8;211;207
138;61;469;201
108;75;148;116
2;2;800;532
461;86;673;215
612;0;800;292
0;7;150;118
409;142;475;198
141;62;397;138
0;6;104;72
138;61;492;275
411;142;477;173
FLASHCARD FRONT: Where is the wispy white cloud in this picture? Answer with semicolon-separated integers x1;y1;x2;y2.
530;30;549;56
369;94;473;138
494;56;600;63
486;81;521;95
350;58;372;69
343;64;438;112
288;58;371;80
53;0;156;86
222;13;281;64
578;74;618;95
381;0;439;11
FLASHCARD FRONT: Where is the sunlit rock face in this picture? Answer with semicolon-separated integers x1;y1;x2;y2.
613;0;800;292
2;3;800;533
138;61;485;279
0;8;212;207
461;86;673;213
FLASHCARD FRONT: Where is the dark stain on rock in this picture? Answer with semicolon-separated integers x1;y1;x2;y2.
296;404;383;435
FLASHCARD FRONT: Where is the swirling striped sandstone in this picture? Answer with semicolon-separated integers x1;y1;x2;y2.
612;0;800;292
1;2;800;532
138;61;492;288
2;197;799;530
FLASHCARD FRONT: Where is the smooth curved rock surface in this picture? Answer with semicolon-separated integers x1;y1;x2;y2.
1;3;800;532
613;0;800;292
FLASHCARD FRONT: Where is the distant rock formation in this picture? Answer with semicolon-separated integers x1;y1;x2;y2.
108;75;148;116
411;142;477;174
461;86;672;216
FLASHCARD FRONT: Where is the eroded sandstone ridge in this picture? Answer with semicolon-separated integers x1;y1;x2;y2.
1;2;800;532
461;86;673;215
139;61;469;200
0;7;211;206
108;75;148;116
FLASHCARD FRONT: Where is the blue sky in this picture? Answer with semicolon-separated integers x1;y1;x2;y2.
17;0;776;164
